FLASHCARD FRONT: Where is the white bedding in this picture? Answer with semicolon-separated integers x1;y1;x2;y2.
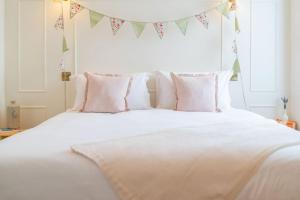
0;109;300;200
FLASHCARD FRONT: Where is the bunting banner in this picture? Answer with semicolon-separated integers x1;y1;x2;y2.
131;22;146;38
56;0;242;80
195;13;209;29
54;13;64;30
67;1;236;38
110;18;125;35
70;0;84;19
153;22;168;39
89;10;104;28
175;18;189;35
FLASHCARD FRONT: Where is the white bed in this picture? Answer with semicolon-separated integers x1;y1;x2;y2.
0;109;300;200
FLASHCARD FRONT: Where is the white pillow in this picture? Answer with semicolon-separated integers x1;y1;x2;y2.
155;70;233;111
126;73;151;110
70;74;87;111
71;73;151;111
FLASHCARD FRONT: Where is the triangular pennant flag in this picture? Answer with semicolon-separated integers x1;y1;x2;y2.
216;1;230;19
231;58;241;81
54;13;64;30
195;13;209;29
70;0;84;19
232;40;237;54
235;16;240;33
58;56;66;71
131;22;146;38
175;18;189;35
110;18;125;35
89;10;104;28
63;36;69;53
153;22;168;39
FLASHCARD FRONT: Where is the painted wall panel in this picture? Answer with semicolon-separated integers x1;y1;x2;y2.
18;0;46;92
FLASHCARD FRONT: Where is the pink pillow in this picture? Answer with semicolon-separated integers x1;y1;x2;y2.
171;73;217;112
83;73;131;113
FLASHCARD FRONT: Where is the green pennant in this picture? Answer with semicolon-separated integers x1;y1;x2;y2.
63;36;69;53
175;18;189;35
131;22;146;38
216;1;230;19
231;58;241;81
89;10;104;28
235;16;240;33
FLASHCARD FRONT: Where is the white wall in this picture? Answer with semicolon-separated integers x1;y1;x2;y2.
70;0;290;119
291;0;300;127
4;0;291;128
0;0;5;127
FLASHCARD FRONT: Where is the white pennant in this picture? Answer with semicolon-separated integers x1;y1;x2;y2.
195;12;209;29
153;22;168;39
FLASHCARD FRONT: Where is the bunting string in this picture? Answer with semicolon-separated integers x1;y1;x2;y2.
54;0;242;81
66;0;236;39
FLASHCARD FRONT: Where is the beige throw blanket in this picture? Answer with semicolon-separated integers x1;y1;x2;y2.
72;122;300;200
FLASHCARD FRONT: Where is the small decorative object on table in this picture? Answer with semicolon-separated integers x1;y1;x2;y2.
281;96;289;122
0;128;24;140
276;119;297;130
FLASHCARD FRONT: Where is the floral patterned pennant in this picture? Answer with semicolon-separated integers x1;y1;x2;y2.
70;0;84;19
195;12;209;29
110;18;125;35
153;22;168;39
54;13;64;30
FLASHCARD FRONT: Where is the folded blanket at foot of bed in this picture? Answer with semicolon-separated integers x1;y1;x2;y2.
72;122;300;200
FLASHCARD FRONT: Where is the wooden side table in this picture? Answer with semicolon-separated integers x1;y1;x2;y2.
276;119;297;130
0;129;24;139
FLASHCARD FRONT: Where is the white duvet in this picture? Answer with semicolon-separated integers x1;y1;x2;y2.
0;109;300;200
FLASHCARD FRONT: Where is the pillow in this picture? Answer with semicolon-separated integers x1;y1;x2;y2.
70;74;87;111
126;73;151;110
155;71;177;109
71;73;151;111
171;73;217;112
155;70;232;111
83;73;131;113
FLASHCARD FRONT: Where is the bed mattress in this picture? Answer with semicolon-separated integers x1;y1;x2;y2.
0;109;300;200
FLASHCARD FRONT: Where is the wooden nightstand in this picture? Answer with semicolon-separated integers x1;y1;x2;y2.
276;119;297;130
0;129;24;139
